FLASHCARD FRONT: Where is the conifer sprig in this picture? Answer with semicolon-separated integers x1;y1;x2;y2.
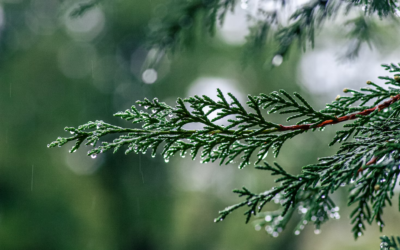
381;236;400;250
49;63;400;242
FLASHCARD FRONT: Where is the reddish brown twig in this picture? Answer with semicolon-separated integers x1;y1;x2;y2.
279;94;400;131
357;156;379;175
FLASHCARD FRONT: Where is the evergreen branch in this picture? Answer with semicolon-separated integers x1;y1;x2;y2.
347;0;400;17
144;0;400;66
49;67;400;168
275;0;330;58
340;15;379;60
146;0;236;63
380;236;400;250
48;92;400;167
49;63;400;244
69;0;102;17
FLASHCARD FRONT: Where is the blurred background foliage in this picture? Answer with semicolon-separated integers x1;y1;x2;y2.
0;0;399;249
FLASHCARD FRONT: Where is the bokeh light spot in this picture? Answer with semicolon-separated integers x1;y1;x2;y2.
142;69;158;84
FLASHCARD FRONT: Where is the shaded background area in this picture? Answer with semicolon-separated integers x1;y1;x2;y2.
0;0;399;249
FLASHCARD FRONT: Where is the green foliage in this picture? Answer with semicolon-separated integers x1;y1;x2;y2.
340;15;379;59
380;236;400;250
68;0;399;64
50;63;400;244
69;0;102;17
140;0;399;65
57;1;400;248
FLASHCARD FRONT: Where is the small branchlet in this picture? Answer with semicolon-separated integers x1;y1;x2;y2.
380;236;400;250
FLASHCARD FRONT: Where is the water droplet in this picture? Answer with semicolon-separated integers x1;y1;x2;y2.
314;229;321;234
311;216;317;221
152;109;156;113
144;106;149;109
295;230;300;235
321;195;326;199
272;55;283;66
47;144;50;148
358;223;362;227
358;232;362;237
272;232;279;237
142;68;158;84
164;158;169;163
91;154;97;159
168;113;173;118
70;131;74;134
265;215;272;222
255;225;261;231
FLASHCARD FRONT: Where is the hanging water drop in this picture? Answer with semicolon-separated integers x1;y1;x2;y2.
272;55;283;66
314;229;321;234
91;154;97;159
294;230;300;235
